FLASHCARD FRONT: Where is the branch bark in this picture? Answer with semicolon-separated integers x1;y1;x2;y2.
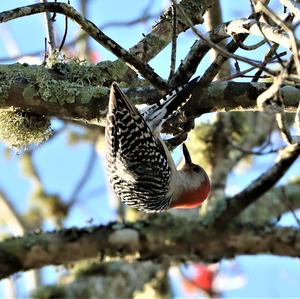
0;216;300;279
213;143;300;227
0;63;299;126
239;179;300;225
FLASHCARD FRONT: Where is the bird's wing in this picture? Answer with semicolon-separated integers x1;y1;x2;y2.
105;83;171;211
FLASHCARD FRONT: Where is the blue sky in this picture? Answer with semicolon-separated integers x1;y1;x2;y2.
0;0;300;298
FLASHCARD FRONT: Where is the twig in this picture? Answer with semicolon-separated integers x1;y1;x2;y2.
0;190;26;235
171;39;210;86
199;37;247;84
256;66;287;113
226;137;280;156
221;51;287;81
168;2;177;80
67;141;97;207
40;0;56;53
252;43;280;82
221;65;259;81
276;111;293;144
0;2;168;91
222;18;291;50
281;186;300;228
43;37;47;64
233;37;265;51
101;14;158;29
295;100;300;138
58;14;68;52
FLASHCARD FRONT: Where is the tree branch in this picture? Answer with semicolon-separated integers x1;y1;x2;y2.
0;64;299;127
279;0;300;22
213;143;300;227
0;216;300;278
40;0;56;53
238;179;300;224
218;18;291;50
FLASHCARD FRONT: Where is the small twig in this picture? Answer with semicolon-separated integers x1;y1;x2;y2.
67;141;97;207
234;60;241;73
58;14;68;52
295;100;300;138
0;190;26;235
50;0;57;21
40;0;56;53
221;50;287;81
43;37;48;64
252;43;280;82
226;137;280;156
220;66;257;81
276;111;293;144
281;186;300;228
168;2;177;80
199;37;247;84
233;36;265;51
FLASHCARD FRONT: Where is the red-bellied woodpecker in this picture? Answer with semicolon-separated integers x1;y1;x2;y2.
105;79;210;213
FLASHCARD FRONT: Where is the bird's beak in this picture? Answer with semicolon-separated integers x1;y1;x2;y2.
182;143;193;166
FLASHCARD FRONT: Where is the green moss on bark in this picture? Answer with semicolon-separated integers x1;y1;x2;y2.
0;110;52;149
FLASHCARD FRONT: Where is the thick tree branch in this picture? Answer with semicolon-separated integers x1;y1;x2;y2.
213;143;300;227
217;18;291;50
0;2;168;90
0;64;299;126
239;179;300;224
0;216;299;278
33;260;168;299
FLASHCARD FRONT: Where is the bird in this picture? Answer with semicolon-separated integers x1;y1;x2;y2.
105;79;210;213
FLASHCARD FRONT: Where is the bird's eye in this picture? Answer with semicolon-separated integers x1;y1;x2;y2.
191;165;201;173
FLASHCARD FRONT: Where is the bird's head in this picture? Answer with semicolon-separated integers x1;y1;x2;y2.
170;144;211;209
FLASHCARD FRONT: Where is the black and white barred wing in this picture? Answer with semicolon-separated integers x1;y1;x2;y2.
105;83;172;212
141;76;200;132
